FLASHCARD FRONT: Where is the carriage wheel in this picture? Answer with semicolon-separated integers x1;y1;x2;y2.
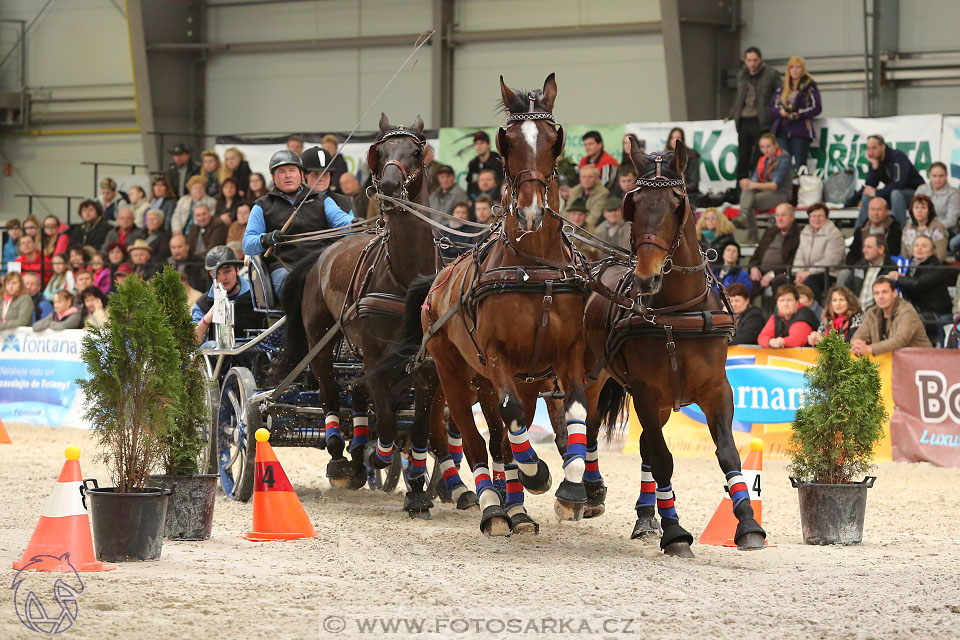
199;379;220;475
217;367;260;502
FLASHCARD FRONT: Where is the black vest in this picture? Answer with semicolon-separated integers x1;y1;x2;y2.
256;187;326;269
773;305;820;338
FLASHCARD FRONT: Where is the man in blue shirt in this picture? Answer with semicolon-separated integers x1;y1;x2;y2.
242;148;353;296
192;246;264;345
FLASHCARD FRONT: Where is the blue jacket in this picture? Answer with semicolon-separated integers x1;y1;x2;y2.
865;144;925;200
3;237;18;268
191;276;252;323
713;266;752;291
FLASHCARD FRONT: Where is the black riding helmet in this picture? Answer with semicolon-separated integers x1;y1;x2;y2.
301;146;333;173
205;245;244;275
268;149;303;174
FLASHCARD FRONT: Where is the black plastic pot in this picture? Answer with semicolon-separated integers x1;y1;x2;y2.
790;476;876;545
150;474;218;540
83;480;171;561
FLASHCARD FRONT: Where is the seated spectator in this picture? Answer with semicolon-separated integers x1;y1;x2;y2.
851;277;931;355
188;203;229;258
728;282;765;345
73;270;94;299
201;150;223;198
22;214;40;242
758;284;818;348
112;263;133;290
470;169;500;217
101;207;144;253
70;200;110;252
79;286;109;329
98;177;128;223
89;252;111;295
888;235;953;343
340;173;370;220
43;254;75;301
215;178;242;225
844;233;895;310
713;240;752;291
167;233;208;292
172;175;217;235
226;204;250;259
563;200;595;259
916;162;959;235
15;235;53;286
67;245;89;273
792;202;844;300
224;147;252;197
696;207;736;259
22;272;52;323
796;283;823;320
106;242;130;274
667;127;701;200
33;289;82;332
466;131;504;199
748;203;801;296
246;171;268;203
557;174;571;210
423;144;440;194
128;239;159;281
41;215;69;258
473;195;495;226
808;285;863;345
563;165;609;228
594;197;632;251
142;209;171;261
321;134;349;194
438;202;477;259
0;273;34;329
856;134;925;228
769;56;822;171
286;135;303;155
579;130;620;190
429;165;469;220
181;271;204;308
192;246;264;345
901;193;948;261
846;197;902;265
3;219;21;267
148;175;178;230
733;133;794;243
128;185;150;225
607;164;637;200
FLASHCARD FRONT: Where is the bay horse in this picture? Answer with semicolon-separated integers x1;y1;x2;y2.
584;136;766;556
392;73;592;536
280;113;476;517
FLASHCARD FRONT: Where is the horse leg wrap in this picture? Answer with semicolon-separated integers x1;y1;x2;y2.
439;455;470;503
583;443;602;483
446;427;463;467
374;439;394;468
408;445;428;481
349;415;369;454
562;419;587;484
637;465;656;509
724;472;750;511
473;463;508;534
507;424;540;477
655;484;679;521
492;460;507;501
325;413;344;458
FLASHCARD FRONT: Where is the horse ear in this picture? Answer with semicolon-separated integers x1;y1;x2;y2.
411;114;424;132
366;143;378;174
553;124;566;158
540;72;557;112
621;191;636;224
378;112;390;131
626;134;649;174
496;127;508;160
671;139;688;177
499;76;515;112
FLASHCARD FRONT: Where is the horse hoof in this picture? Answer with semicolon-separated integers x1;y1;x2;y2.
736;532;767;551
403;491;434;513
482;517;511;537
630;516;662;540
326;457;352;480
328;476;352;490
518;460;552;495
347;471;367;490
663;541;695;558
508;512;540;535
456;491;480;511
582;504;605;519
408;509;431;520
554;499;584;521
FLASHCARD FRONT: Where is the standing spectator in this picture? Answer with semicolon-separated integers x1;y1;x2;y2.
846;197;902;265
563;165;609;228
149;176;178;229
200;150;223;198
769;56;822;170
16;235;52;285
70;200;110;252
286;135;303;155
726;46;780;183
89;252;112;296
734;133;794;243
845;234;895;310
465;132;504;199
0;273;34;329
429;165;469;220
470;169;500;216
128;239;159;281
339;173;370;220
856;134;925;228
666;128;701;200
128;185;150;225
579;131;620;190
748;203;801;295
167;234;207;293
696;207;736;258
321;134;349;194
23;272;52;322
172;176;217;235
807;286;863;345
98;177;128;223
33;290;82;331
166;143;201;197
473;195;495;226
142;209;171;261
713;240;753;291
187;203;228;258
101;207;144;253
43;254;75;301
607;164;637;200
216;178;242;225
227;204;250;259
727;282;765;345
758;284;819;348
247;172;268;202
79;286;109;329
901;193;948;261
916;161;959;238
851;277;931;355
593;197;632;251
223;147;252;197
3;219;21;267
792;202;844;300
41;215;70;257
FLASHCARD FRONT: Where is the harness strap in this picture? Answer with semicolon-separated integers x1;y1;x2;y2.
528;280;553;378
663;325;682;412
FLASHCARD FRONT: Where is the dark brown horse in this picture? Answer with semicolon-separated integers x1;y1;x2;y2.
280;114;476;516
584;136;766;556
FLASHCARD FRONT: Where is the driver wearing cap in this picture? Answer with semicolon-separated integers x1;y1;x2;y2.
192;245;265;345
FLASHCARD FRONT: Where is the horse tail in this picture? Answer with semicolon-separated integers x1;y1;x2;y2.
276;250;323;375
598;378;629;439
360;273;434;388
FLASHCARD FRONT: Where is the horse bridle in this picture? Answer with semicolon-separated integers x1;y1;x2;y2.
369;127;426;203
622;153;690;274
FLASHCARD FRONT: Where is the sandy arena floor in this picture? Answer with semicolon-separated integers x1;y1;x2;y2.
2;421;959;640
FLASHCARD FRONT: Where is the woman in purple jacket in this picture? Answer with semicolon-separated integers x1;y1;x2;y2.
769;56;822;171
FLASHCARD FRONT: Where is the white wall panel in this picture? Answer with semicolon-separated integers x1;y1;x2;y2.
455;0;659;31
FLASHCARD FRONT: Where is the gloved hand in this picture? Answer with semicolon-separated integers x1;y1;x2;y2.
260;230;282;249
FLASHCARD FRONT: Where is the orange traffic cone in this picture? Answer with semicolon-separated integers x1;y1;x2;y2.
244;429;317;541
0;417;11;444
13;447;113;572
699;438;767;548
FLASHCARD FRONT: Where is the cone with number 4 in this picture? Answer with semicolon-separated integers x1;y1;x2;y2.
244;429;316;541
0;417;11;444
699;438;766;548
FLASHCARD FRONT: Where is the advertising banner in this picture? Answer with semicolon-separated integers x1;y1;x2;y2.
0;329;91;429
623;346;894;461
890;348;960;467
939;115;960;187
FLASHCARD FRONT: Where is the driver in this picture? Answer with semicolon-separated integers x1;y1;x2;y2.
193;245;265;345
242;148;353;295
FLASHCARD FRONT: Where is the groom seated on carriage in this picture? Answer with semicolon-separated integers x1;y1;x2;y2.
192;245;266;346
242;148;354;297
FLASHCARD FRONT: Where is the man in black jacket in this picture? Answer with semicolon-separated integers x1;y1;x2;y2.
748;203;801;295
856;134;926;228
166;143;201;197
725;46;780;182
167;233;208;292
69;200;110;252
728;282;765;345
465;131;504;199
847;197;902;265
845;233;896;309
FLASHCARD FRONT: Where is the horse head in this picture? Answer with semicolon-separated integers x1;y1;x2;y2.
497;73;565;232
622;135;689;295
367;112;427;207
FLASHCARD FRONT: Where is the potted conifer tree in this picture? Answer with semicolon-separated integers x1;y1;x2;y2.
150;267;219;540
789;330;887;545
79;275;180;561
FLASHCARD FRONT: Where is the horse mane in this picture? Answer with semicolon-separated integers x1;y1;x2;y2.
497;88;551;117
